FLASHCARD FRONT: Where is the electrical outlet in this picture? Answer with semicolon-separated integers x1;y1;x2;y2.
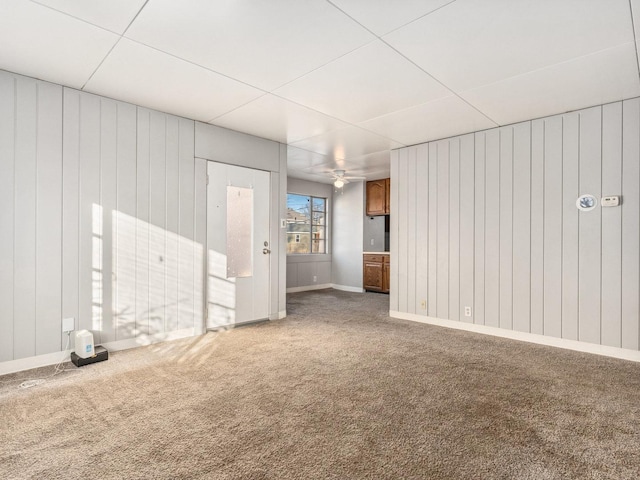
313;275;317;282
370;238;374;246
62;317;75;332
420;300;426;310
464;306;472;317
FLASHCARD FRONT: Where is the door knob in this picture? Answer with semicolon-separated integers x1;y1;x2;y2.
263;248;271;254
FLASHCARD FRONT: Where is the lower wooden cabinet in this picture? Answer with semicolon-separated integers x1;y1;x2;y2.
364;254;390;293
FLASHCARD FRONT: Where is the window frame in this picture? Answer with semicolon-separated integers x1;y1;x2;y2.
286;193;327;255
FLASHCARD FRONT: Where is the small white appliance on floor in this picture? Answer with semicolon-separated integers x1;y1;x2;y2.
74;330;95;359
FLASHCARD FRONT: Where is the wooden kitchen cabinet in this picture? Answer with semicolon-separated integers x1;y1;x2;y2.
364;254;389;293
385;178;390;214
366;179;388;216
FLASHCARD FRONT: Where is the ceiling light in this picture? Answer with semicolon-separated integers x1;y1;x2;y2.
334;179;344;188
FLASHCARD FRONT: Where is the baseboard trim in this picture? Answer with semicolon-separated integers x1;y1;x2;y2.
269;310;286;320
331;284;365;293
389;311;640;363
286;284;332;293
0;328;198;376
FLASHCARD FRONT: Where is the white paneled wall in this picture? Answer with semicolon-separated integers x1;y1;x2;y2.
392;99;640;351
0;70;206;363
0;71;63;361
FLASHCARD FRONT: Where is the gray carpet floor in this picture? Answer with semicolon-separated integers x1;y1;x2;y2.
1;289;639;479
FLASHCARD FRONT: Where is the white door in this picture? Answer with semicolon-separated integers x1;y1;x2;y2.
206;162;271;328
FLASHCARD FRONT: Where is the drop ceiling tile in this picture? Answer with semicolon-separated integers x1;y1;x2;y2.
275;40;451;123
287;146;335;171
360;96;496;145
301;150;391;180
32;0;146;34
291;125;403;160
461;43;640;126
84;39;264;122
212;94;350;144
0;0;119;89
385;0;634;92
126;0;374;91
329;0;454;36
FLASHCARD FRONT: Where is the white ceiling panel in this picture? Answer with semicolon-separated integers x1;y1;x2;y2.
85;39;264;122
32;0;146;34
275;40;451;123
461;43;640;126
360;96;497;145
287;146;334;172
384;0;634;92
292;125;403;160
0;0;118;89
329;0;454;36
212;94;350;144
126;0;375;91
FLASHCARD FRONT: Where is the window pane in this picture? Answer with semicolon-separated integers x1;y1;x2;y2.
312;226;325;253
311;210;325;226
311;239;325;254
312;197;325;212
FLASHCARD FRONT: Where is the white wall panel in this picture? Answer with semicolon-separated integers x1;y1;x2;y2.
448;138;460;321
578;107;602;345
561;113;580;341
393;98;639;353
136;109;151;337
406;147;417;314
512;122;531;333
622;99;640;350
530;119;544;335
601;103;623;348
0;72;15;361
194;158;207;333
543;116;563;338
459;134;474;324
484;130;500;328
397;148;409;312
499;127;513;330
389;150;399;312
473;132;485;325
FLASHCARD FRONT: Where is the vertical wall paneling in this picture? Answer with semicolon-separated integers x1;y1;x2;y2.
436;140;449;319
543;116;563;338
578;107;602;344
35;82;63;355
561;113;580;341
448;138;461;321
13;77;38;359
178;119;196;331
459;134;474;324
0;73;16;361
499;128;513;330
473;132;486;325
114;102;137;341
601;103;623;348
530;119;545;335
512;122;531;333
621;99;640;350
194;157;207;332
99;100;117;344
428;143;438;317
136;109;151;337
415;144;429;315
484;130;500;327
397;148;409;312
165;116;180;333
406;147;417;314
389;150;399;312
148;111;167;336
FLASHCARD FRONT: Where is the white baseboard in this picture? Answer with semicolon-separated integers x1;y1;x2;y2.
269;310;287;320
0;328;198;376
331;284;365;293
390;311;640;363
286;284;332;293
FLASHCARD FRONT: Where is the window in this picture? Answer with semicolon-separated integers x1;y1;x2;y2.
287;194;326;254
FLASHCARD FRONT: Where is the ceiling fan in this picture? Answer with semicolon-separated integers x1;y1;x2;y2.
330;169;366;188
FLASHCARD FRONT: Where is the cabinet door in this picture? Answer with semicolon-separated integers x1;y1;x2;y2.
385;178;390;214
366;180;386;215
383;259;390;293
363;261;383;291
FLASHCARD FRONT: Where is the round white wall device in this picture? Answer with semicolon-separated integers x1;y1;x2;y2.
576;194;597;211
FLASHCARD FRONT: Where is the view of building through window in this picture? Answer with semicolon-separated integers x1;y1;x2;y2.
287;194;326;254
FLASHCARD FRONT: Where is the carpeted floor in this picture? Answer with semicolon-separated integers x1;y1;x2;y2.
1;289;639;479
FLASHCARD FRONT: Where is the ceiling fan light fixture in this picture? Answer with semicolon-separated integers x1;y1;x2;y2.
334;179;344;188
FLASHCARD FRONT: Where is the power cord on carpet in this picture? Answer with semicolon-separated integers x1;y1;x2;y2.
0;332;82;390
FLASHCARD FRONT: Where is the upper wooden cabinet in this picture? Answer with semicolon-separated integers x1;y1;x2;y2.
385;178;390;214
366;178;390;216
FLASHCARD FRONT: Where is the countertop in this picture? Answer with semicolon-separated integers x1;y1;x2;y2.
363;251;390;255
